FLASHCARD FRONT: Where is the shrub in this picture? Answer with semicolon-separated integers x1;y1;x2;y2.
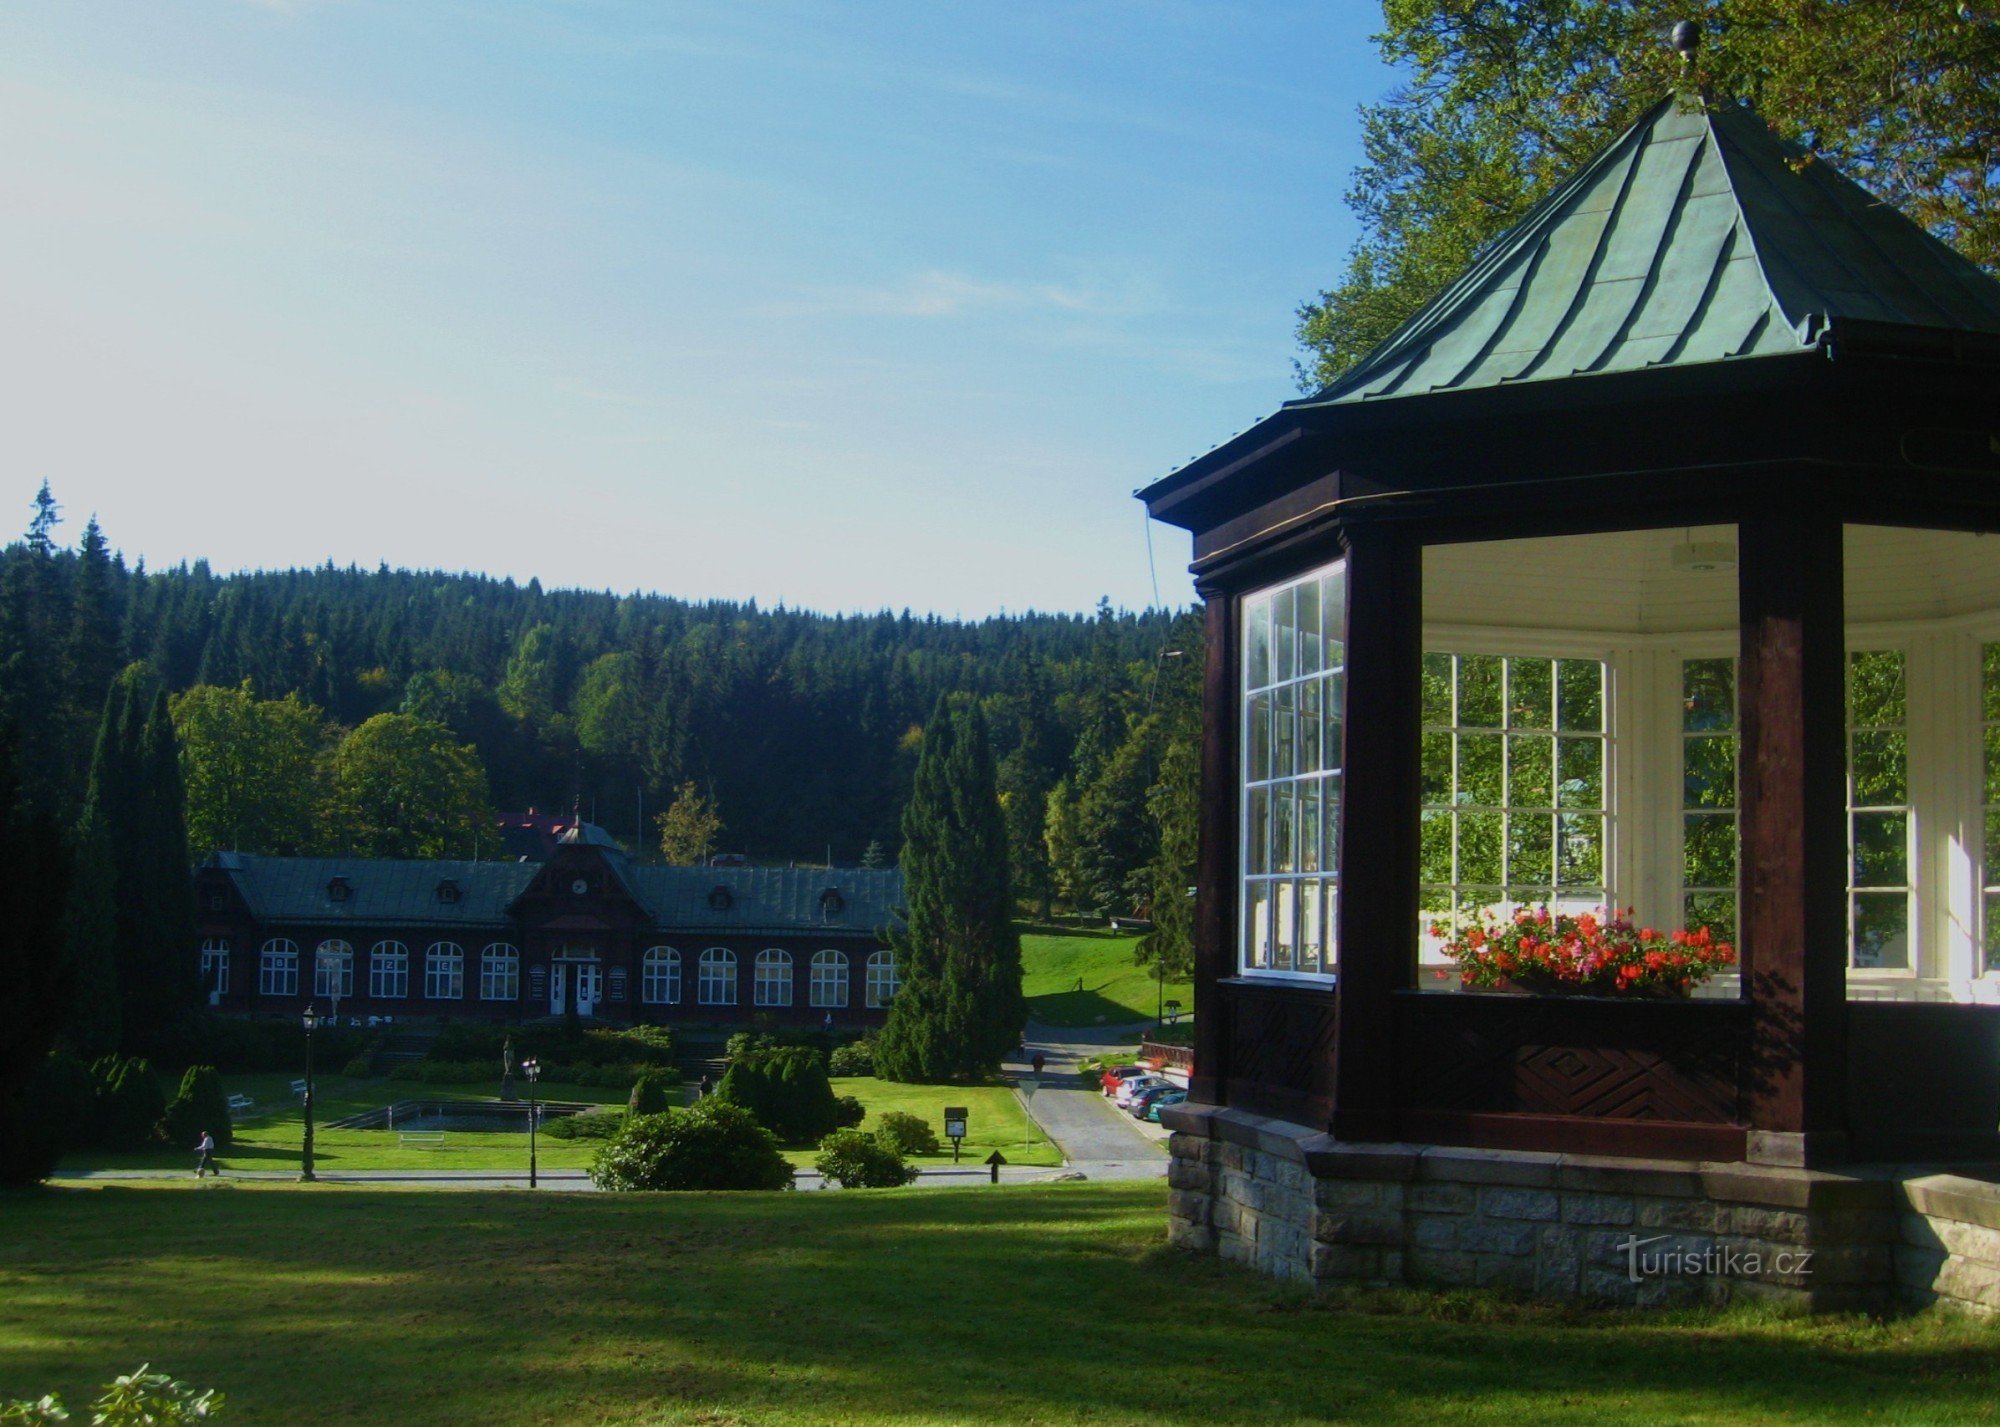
832;1094;865;1130
154;1013;372;1075
387;1061;494;1085
92;1056;167;1151
162;1066;233;1151
714;1045;840;1145
628;1071;675;1116
872;1110;941;1158
814;1128;919;1188
340;1056;375;1079
827;1037;876;1077
428;1023;675;1070
0;1051;94;1186
589;1102;793;1191
2;1363;223;1424
541;1110;624;1141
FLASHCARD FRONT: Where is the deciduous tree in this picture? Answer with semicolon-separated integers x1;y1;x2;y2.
655;781;724;865
327;713;493;859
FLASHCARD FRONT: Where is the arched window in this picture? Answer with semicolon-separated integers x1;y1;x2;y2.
259;938;299;998
480;944;519;1002
369;941;409;999
642;947;681;1005
314;940;355;999
698;947;737;1006
809;949;849;1009
200;938;231;998
754;948;793;1007
866;950;899;1009
425;942;464;1000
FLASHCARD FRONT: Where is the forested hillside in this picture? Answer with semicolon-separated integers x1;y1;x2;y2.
0;485;1200;954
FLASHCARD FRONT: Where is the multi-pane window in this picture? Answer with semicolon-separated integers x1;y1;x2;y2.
259;938;299;997
754;949;793;1006
1240;560;1345;976
699;948;737;1005
642;947;681;1004
200;938;230;997
866;950;899;1008
1848;650;1911;970
369;941;409;999
1985;644;2000;974
1420;654;1606;941
810;949;849;1008
425;942;465;1000
480;944;519;1002
314;940;355;999
1682;659;1738;944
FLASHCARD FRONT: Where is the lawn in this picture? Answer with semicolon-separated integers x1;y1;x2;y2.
1020;925;1192;1028
7;1182;2000;1426
57;1071;1059;1173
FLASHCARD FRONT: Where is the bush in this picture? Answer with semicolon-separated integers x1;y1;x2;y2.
832;1094;865;1130
427;1023;675;1070
153;1013;372;1075
872;1110;941;1158
162;1066;233;1151
541;1110;624;1141
92;1056;167;1151
827;1037;876;1077
813;1128;919;1188
628;1071;675;1116
340;1056;375;1079
387;1061;494;1085
2;1363;223;1424
589;1102;793;1192
0;1051;94;1186
714;1045;840;1145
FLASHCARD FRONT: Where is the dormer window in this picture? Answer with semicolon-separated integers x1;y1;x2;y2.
819;887;845;917
436;879;462;905
327;876;352;903
707;885;734;911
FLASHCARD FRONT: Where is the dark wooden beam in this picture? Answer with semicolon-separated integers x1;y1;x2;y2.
1737;502;1850;1166
1331;522;1422;1141
1190;582;1238;1105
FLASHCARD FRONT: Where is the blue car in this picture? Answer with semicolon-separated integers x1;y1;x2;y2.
1145;1090;1188;1122
1128;1082;1182;1117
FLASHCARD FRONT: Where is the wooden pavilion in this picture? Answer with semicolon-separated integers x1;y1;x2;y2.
1142;93;2000;1308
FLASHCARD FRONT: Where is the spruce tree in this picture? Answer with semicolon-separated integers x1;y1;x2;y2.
0;724;78;1184
876;697;1025;1082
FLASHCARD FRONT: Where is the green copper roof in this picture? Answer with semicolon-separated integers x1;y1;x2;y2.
1296;96;2000;409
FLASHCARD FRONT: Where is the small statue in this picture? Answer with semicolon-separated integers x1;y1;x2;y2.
500;1034;518;1102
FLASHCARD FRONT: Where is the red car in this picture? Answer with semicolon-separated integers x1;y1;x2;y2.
1099;1063;1152;1095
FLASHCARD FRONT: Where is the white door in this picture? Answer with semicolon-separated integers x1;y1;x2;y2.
576;963;601;1018
549;964;565;1016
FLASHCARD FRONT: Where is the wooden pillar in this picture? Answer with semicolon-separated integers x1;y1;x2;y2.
1189;581;1237;1105
1331;522;1423;1142
1738;505;1849;1166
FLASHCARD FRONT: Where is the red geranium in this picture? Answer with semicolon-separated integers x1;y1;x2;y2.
1429;906;1735;997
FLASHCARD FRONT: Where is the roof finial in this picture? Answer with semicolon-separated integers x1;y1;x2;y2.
1670;19;1701;63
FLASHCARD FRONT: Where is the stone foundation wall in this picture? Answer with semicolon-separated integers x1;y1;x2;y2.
1162;1104;2000;1313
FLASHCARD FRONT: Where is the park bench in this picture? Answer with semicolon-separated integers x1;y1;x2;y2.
225;1094;254;1116
397;1130;446;1148
290;1079;308;1099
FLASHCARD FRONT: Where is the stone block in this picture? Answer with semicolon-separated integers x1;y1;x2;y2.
1478;1187;1560;1222
1274;1159;1308;1194
1895;1244;1950;1291
1539;1224;1581;1275
1314;1178;1385;1212
1714;1236;1815;1288
1299;1135;1422;1182
1556;1155;1703;1199
1260;1222;1310;1273
1584;1229;1642;1268
1406;1249;1477;1287
1562;1193;1637;1227
1702;1164;1891;1214
1411;1215;1461;1250
1419;1146;1561;1188
1805;1244;1892;1288
1930;1254;2000;1310
1461;1220;1537;1257
1901;1175;2000;1233
1313;1210;1404;1247
1166;1218;1214;1254
1310;1242;1382;1282
1580;1266;1640;1304
1476;1254;1538;1293
1728;1206;1811;1244
1167;1160;1212;1194
1408;1182;1476;1215
1908;1213;2000;1269
1157;1102;1220;1138
1810;1209;1897;1247
1636;1196;1720;1232
1217;1231;1254;1268
1167;1189;1210;1225
1380;1249;1405;1283
1537;1254;1580;1299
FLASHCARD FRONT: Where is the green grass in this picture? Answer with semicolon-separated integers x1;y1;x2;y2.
58;1072;1059;1173
7;1182;2000;1426
1020;926;1192;1028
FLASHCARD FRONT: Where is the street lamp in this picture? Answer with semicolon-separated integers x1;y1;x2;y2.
299;1003;319;1183
522;1058;541;1189
1165;999;1184;1028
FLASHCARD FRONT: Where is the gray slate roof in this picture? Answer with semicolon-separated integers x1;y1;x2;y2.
1300;96;2000;410
624;866;905;936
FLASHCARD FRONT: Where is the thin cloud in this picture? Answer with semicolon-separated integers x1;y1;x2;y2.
765;269;1155;321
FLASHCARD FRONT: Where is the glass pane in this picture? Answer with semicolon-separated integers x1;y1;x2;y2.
1247;787;1270;875
1272;787;1297;875
1682;658;1734;732
1248;692;1270;781
1558;659;1604;732
1684;891;1737;949
1247;601;1271;690
1848;649;1906;726
1421;731;1453;804
1297;583;1321;677
1987;726;2000;804
1508;659;1553;730
1986;643;2000;722
1272;685;1297;779
1684;812;1737;888
1507;813;1554;885
1322;572;1345;671
1300;780;1321;874
1324;676;1344;767
1458;733;1503;806
1245;883;1271;970
1323;772;1341;870
1684;734;1737;809
1458;655;1502;728
1852;893;1910;969
1557;814;1604;888
1557;737;1604;809
1420;809;1454;887
1507;734;1553;807
1273;881;1297;972
1273;586;1296;683
1422;652;1454;725
1850;729;1907;806
1300;679;1322;774
1851;811;1907;888
1458;811;1502;885
1299;882;1322;976
1987;809;2000;885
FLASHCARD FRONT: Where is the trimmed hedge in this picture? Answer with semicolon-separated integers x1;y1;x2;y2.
714;1045;840;1146
162;1065;233;1150
814;1128;919;1188
589;1102;793;1191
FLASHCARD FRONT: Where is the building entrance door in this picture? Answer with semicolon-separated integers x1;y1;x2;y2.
575;962;601;1018
549;963;565;1017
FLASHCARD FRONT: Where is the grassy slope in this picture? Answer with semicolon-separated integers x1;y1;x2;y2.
7;1182;2000;1427
1020;926;1192;1028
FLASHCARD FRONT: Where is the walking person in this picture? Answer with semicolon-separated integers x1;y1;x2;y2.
193;1129;216;1179
697;1073;712;1100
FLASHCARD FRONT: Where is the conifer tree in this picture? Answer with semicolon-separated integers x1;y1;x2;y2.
876;697;1024;1082
0;724;78;1184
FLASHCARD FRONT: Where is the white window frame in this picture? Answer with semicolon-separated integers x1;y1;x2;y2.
809;949;849;1008
754;948;793;1007
425;942;464;1001
313;940;355;999
698;947;737;1006
200;938;230;996
480;944;519;1002
642;947;681;1005
865;949;898;1008
259;938;299;998
369;941;409;999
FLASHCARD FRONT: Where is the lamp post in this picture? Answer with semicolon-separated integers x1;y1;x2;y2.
522;1058;541;1189
1165;998;1183;1029
299;1003;319;1183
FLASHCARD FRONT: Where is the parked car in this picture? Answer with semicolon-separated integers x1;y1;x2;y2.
1145;1090;1188;1122
1099;1064;1151;1095
1114;1074;1171;1108
1127;1082;1181;1116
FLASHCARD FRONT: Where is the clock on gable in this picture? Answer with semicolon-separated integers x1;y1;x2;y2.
570;877;589;896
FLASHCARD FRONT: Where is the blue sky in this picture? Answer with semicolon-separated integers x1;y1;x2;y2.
0;3;1395;616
